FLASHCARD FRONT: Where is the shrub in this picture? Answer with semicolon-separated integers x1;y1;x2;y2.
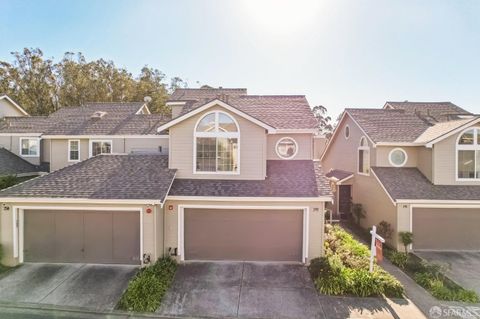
398;232;413;253
377;221;393;240
311;225;404;298
118;256;177;312
387;251;408;269
351;203;366;225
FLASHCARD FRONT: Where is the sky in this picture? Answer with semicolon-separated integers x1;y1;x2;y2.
1;0;480;119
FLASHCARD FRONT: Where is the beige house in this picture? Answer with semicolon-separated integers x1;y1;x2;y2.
0;88;332;267
322;101;480;251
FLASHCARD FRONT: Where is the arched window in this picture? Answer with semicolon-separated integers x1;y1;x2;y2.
194;111;239;173
358;136;370;175
457;128;480;179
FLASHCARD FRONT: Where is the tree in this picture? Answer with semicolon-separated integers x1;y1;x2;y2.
0;48;185;116
312;105;333;138
351;203;366;225
398;231;413;253
0;48;57;115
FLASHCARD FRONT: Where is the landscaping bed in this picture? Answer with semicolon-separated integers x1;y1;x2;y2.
343;221;479;303
117;256;177;312
308;224;404;298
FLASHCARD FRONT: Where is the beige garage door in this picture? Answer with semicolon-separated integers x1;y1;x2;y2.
24;210;140;264
184;208;303;262
413;208;480;250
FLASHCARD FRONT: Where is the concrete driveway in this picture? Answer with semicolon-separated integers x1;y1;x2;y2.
0;263;137;311
157;262;421;319
415;251;480;295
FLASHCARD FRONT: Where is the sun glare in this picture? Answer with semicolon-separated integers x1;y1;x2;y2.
241;0;322;35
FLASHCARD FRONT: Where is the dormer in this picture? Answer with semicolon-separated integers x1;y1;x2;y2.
90;111;108;119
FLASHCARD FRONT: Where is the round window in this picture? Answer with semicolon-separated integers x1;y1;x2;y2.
389;148;408;167
345;125;350;139
276;137;298;159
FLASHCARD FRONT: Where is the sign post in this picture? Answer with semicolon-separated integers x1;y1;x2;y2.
369;225;385;272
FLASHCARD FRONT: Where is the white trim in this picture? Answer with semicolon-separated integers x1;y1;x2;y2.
166;196;332;202
89;139;113;157
0;133;42;137
455;127;480;181
12;207;18;258
157;99;276;133
43;135;169;139
344;125;350;139
193;110;240;175
19;209;24;263
135;103;151;115
273;129;317;134
357;136;370;176
166;101;187;106
398;199;480;204
68;139;81;162
376;142;422;147
336;174;354;185
370;169;396;205
0;95;29;116
177;204;310;263
19;137;40;157
13;205;144;266
1;198;161;205
275;137;299;160
388;148;408;167
426;117;480;147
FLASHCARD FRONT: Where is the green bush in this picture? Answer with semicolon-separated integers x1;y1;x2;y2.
0;175;17;190
310;225;404;298
117;256;177;312
387;251;408;269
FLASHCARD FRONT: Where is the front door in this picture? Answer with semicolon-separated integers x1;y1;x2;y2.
338;185;352;220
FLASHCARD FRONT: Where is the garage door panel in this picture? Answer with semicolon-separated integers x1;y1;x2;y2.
54;211;84;263
413;208;480;251
84;212;113;264
113;212;140;264
185;209;303;262
24;211;56;262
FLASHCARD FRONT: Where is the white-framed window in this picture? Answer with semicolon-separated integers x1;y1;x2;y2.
345;125;350;139
357;136;370;175
276;137;298;159
457;128;480;180
194;111;239;174
89;140;112;157
68;140;80;162
389;148;408;167
19;138;40;157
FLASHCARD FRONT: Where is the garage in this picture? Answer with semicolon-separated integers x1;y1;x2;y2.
24;209;141;264
412;207;480;251
183;208;304;262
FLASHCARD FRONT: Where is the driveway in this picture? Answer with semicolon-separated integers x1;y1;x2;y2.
0;263;137;311
157;262;422;319
415;251;480;295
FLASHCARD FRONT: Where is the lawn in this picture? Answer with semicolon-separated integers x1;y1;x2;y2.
117;256;177;312
308;224;404;298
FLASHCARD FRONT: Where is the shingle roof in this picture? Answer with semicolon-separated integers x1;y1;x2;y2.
346;108;430;143
372;167;480;201
0;148;43;176
0;154;176;201
169;160;332;198
385;101;471;123
168;88;318;130
0;102;170;135
414;117;480;144
325;169;354;182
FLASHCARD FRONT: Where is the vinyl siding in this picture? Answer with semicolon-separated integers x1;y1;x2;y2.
168;105;267;180
0;136;40;166
163;199;326;263
375;146;418;167
433;124;480;185
266;133;313;160
417;147;433;181
0;99;26;117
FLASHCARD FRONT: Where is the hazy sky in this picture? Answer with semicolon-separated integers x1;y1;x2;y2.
1;0;480;118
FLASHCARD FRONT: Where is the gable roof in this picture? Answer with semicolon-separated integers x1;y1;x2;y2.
325;169;354;183
0;148;44;176
372;167;480;202
0;102;169;136
0;95;29;116
164;87;318;131
384;101;471;123
0;154;176;202
414;117;480;144
168;160;332;198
